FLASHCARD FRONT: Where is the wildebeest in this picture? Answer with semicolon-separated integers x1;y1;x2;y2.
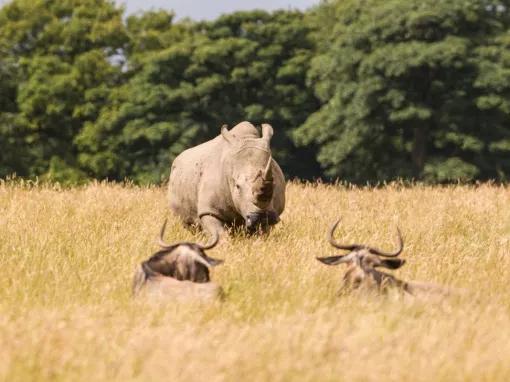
168;121;285;236
133;220;224;302
317;219;452;296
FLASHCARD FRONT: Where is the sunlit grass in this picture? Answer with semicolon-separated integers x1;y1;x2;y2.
0;181;509;381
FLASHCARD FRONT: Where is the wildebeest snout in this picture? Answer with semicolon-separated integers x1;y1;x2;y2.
245;211;280;232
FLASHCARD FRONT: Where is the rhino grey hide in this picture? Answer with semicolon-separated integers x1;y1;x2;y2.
168;121;285;236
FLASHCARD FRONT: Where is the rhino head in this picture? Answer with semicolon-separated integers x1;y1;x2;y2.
221;122;279;233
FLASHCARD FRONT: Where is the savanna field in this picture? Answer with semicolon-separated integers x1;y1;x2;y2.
1;181;510;381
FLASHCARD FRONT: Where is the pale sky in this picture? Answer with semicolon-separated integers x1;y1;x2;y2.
0;1;319;19
117;0;319;19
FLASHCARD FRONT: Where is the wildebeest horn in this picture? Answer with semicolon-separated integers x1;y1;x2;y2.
262;155;273;181
221;124;234;143
367;228;404;257
157;219;219;251
328;218;362;251
261;123;273;142
157;219;177;248
197;229;219;250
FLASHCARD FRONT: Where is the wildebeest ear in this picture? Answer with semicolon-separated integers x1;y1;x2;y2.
316;255;348;266
221;124;234;144
379;258;406;269
132;265;148;296
204;254;224;267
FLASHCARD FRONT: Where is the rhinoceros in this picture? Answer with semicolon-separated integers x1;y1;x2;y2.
168;121;285;236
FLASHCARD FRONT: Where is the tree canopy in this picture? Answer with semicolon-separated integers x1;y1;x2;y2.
77;10;319;183
1;0;510;184
295;0;510;182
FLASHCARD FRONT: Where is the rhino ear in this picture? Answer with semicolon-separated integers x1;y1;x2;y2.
261;123;273;142
221;124;234;144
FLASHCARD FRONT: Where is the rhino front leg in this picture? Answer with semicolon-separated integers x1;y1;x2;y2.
199;214;226;239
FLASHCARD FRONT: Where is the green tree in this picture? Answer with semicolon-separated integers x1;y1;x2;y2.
295;0;510;182
0;40;28;177
77;10;320;183
0;0;128;182
473;26;510;180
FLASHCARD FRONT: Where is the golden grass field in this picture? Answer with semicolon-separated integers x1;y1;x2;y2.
0;181;509;381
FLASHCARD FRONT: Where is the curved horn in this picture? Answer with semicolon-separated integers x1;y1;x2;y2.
328;218;362;251
262;155;273;181
197;229;219;251
261;123;273;142
157;219;219;251
221;124;234;143
367;228;404;257
157;219;178;248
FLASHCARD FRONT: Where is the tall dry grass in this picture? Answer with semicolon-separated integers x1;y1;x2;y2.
0;181;509;381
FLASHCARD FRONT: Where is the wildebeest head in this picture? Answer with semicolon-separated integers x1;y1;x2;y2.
317;219;406;292
133;220;223;295
221;122;279;232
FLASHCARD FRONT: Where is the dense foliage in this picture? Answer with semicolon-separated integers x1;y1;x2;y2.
296;0;510;182
1;0;510;183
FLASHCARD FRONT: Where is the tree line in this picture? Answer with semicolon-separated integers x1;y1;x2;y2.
1;0;509;184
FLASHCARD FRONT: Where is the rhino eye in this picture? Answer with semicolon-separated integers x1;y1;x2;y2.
235;183;241;190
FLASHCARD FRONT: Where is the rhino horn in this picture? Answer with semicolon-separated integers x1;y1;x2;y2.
253;181;273;205
263;155;273;181
253;156;274;204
